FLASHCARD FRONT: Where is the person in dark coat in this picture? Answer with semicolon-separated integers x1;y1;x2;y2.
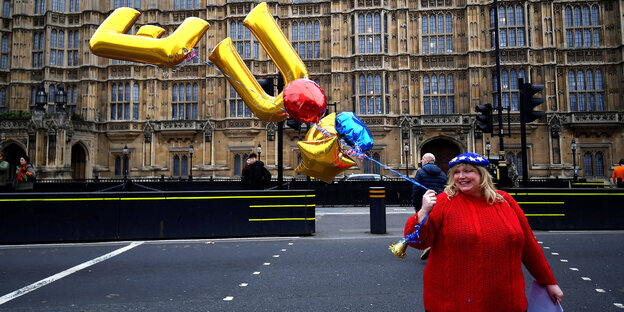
13;155;36;191
241;153;269;190
411;152;447;260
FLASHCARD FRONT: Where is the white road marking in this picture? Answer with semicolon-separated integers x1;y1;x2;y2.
223;296;234;301
614;303;624;308
0;242;143;305
560;259;568;263
288;243;293;246
596;289;606;293
273;255;279;258
569;268;579;271
263;263;270;266
551;252;559;256
239;283;248;287
582;277;592;281
538;241;543;244
253;272;261;275
280;249;286;252
543;246;550;249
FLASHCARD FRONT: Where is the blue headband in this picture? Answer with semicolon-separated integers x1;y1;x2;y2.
449;152;489;168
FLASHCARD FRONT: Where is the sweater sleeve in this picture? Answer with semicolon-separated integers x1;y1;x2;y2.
403;192;448;249
500;191;557;285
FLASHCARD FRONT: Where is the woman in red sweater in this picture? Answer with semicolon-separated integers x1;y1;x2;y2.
405;152;563;312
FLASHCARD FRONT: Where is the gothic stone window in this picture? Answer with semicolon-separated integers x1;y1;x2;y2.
111;82;140;120
229;85;251;118
565;5;601;48
490;5;525;47
230;21;259;59
568;69;604;111
493;69;526;111
354;12;385;54
422;13;453;54
50;29;64;66
292;20;320;59
423;73;455;114
353;73;389;115
32;32;43;68
583;151;605;178
172;83;198;120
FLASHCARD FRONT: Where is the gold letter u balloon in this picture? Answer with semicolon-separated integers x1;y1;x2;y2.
89;7;210;67
209;2;309;122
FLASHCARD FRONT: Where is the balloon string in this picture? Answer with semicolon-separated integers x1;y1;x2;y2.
188;50;429;191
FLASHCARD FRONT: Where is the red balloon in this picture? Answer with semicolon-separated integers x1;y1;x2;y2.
283;78;327;124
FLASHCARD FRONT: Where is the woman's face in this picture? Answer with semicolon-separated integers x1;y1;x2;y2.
19;157;26;165
453;164;482;197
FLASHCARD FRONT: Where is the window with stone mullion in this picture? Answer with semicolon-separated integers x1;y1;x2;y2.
423;73;454;114
564;5;601;48
568;69;604;112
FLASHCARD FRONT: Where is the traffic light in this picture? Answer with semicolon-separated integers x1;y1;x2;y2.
521;82;545;123
475;104;493;134
258;78;275;96
286;119;301;131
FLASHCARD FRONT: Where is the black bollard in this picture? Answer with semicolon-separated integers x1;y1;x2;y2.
369;186;386;234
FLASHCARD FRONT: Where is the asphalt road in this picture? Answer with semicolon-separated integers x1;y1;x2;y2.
0;207;623;311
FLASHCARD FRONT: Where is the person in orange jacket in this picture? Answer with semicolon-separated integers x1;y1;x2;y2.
613;159;624;187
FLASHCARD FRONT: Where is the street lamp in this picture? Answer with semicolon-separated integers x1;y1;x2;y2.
403;142;409;177
55;85;67;112
123;144;129;180
189;144;194;181
571;138;577;182
257;143;262;160
485;138;491;160
35;85;47;112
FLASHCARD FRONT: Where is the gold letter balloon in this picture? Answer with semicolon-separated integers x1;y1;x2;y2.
89;7;210;67
209;2;309;122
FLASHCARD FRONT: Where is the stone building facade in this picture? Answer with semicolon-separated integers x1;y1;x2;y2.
0;0;622;183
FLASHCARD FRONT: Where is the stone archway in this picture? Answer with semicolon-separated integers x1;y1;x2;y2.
71;143;87;180
421;138;461;174
1;142;27;183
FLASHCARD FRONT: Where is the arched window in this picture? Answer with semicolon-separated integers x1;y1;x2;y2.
173;155;180;177
234;154;241;176
583;152;593;176
181;155;188;176
595;152;604;176
115;156;122;176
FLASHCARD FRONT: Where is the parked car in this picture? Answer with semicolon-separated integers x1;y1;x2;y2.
342;174;386;181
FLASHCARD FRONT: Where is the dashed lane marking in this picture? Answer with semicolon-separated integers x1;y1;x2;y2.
239;283;248;287
614;303;624;308
253;272;261;275
582;277;592;281
596;289;606;293
223;296;234;301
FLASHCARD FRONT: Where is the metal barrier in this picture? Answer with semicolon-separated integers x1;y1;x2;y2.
0;189;315;244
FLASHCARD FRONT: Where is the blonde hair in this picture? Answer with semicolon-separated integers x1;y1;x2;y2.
444;163;503;205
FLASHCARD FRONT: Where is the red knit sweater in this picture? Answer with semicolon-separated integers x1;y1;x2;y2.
404;190;556;312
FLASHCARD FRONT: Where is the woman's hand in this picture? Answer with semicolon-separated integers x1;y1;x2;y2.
420;189;437;215
546;284;563;305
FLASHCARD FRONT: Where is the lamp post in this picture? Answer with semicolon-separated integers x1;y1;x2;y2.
403;142;409;177
35;85;47;112
123;144;129;180
189;144;194;181
571;138;577;182
485;138;491;160
55;85;67;113
257;143;262;160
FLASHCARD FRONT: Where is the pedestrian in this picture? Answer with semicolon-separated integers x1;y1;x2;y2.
410;152;446;260
507;158;519;187
0;151;9;188
13;155;36;191
241;153;270;190
404;152;563;312
612;159;624;187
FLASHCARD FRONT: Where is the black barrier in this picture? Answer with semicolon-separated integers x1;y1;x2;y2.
0;190;315;244
369;187;386;234
505;188;624;230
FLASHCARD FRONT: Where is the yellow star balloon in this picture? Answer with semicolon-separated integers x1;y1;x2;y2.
296;115;356;183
